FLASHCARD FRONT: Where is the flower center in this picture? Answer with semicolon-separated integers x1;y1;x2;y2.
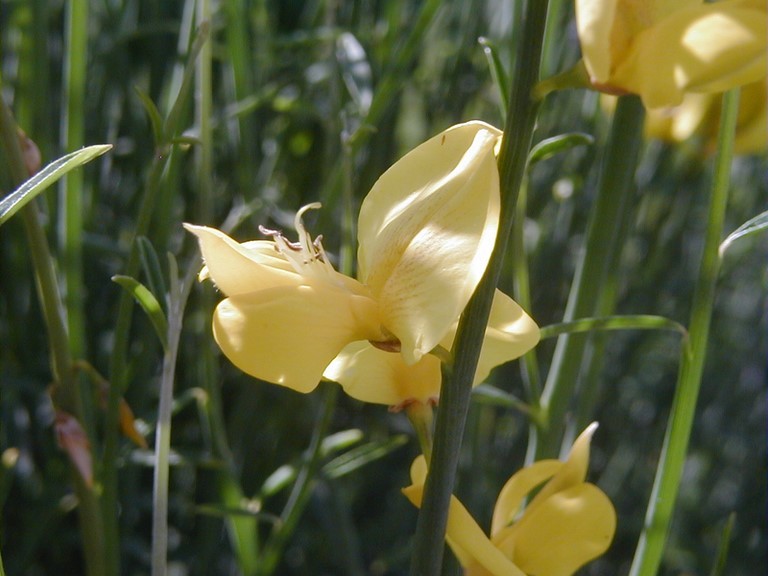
259;203;341;284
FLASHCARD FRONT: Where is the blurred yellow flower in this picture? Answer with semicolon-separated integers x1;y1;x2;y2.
575;0;767;108
645;79;767;154
186;121;539;404
403;423;616;576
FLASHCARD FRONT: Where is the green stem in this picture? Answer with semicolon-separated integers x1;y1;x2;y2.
151;258;195;576
60;0;88;360
532;95;644;460
0;93;105;576
257;386;339;576
629;89;740;576
409;1;549;573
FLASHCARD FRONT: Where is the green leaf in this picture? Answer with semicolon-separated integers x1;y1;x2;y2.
111;275;169;351
258;429;364;499
479;37;510;119
719;209;768;256
134;87;166;146
709;513;736;576
471;384;531;414
0;144;111;227
528;132;594;166
137;237;168;313
323;435;408;480
539;315;687;340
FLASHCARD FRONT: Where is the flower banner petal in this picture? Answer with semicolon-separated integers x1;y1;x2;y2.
358;121;502;364
614;0;767;107
213;285;382;393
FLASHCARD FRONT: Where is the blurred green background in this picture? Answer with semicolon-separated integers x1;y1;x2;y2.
0;0;765;574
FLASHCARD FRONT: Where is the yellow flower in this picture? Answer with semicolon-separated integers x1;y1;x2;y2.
186;121;539;404
324;291;539;406
403;423;616;576
575;0;767;108
645;78;767;154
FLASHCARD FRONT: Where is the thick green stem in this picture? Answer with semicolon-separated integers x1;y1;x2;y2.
532;95;645;460
60;0;88;360
408;1;549;573
629;89;739;576
0;94;105;576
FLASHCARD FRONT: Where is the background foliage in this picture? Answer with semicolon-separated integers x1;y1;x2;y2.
0;0;765;575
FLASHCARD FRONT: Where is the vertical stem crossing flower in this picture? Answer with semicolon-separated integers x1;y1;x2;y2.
186;121;539;405
575;0;767;107
403;423;616;576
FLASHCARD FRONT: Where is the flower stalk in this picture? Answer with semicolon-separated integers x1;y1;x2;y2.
629;89;740;576
409;0;550;573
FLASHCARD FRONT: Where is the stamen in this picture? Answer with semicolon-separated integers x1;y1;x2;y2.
259;203;339;283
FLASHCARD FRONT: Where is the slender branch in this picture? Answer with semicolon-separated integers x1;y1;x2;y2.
629;89;740;576
409;1;550;573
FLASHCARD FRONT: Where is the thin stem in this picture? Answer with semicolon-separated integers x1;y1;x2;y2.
59;0;88;361
151;258;195;576
0;94;105;576
409;1;550;573
532;95;645;460
629;89;740;576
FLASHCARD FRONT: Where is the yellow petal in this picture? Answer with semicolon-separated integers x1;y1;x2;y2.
357;121;502;364
496;483;616;576
490;459;562;537
614;0;767;107
524;422;597;517
402;457;526;576
473;291;540;384
575;0;621;83
323;341;442;405
184;224;298;295
213;284;381;393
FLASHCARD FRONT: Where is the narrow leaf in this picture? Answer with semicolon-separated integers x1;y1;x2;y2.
323;435;408;480
137;236;168;313
0;145;111;227
112;275;169;350
719;209;768;256
539;315;687;340
134;87;166;146
479;37;511;119
528;132;594;166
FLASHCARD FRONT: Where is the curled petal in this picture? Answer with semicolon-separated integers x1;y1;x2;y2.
213;284;382;393
324;342;441;406
472;291;540;384
358;121;502;364
524;422;598;516
184;224;298;295
402;457;526;576
495;484;617;576
490;459;562;537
